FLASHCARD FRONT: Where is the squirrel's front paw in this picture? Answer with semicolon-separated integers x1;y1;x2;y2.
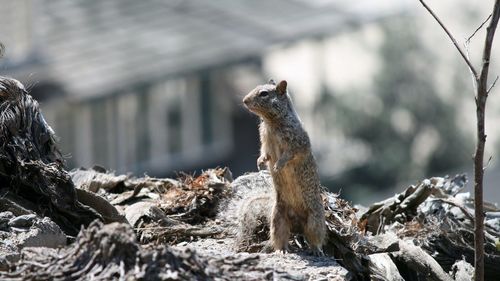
257;155;269;171
273;162;283;173
257;160;267;171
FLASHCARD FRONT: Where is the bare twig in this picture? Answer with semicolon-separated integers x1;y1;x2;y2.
464;42;479;90
483;155;493;171
418;0;479;79
467;14;493;43
487;75;499;93
432;198;475;223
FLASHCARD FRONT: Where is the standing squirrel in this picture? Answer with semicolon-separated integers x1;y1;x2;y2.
242;79;326;255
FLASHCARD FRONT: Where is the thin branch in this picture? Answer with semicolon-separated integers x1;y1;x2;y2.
487;75;499;93
431;198;475;223
467;13;493;44
464;41;479;91
483;155;493;171
418;0;479;79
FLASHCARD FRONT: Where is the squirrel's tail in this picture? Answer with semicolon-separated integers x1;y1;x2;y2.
217;171;274;251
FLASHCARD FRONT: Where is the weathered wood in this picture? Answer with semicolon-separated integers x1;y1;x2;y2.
0;77;103;236
360;177;453;234
368;253;404;281
391;241;453;281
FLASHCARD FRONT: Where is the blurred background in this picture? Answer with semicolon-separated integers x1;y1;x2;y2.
1;0;499;204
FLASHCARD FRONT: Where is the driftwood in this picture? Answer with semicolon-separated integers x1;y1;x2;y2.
391;241;453;281
70;166;233;244
359;175;467;234
361;174;500;280
0;77;103;236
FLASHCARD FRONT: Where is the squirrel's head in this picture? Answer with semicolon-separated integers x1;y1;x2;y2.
243;79;290;120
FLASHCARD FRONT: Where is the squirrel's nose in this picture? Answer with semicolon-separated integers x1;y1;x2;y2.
243;96;249;105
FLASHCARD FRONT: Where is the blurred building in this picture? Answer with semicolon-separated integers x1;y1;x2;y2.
0;0;404;177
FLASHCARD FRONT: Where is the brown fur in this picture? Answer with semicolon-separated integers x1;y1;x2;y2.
242;79;326;254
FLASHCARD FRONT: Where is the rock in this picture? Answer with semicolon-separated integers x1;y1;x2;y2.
70;167;128;193
0;212;14;230
0;212;14;223
0;215;66;272
125;201;170;227
8;214;37;228
450;259;474;281
0;242;20;271
15;217;66;248
0;215;66;270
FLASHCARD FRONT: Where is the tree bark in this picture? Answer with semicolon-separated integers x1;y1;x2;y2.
474;2;500;280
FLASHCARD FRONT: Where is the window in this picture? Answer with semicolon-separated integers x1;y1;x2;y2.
116;93;138;171
91;100;109;167
136;91;150;164
167;96;182;153
200;73;213;145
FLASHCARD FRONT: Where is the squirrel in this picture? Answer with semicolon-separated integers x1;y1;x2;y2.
242;79;326;255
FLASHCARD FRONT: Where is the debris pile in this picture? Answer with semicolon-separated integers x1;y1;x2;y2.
359;175;500;280
1;76;500;280
70;166;233;244
2;221;310;281
0;212;66;271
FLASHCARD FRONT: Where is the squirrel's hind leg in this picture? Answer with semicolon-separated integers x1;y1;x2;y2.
270;202;290;253
303;213;326;256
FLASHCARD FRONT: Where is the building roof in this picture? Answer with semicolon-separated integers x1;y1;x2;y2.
0;0;406;100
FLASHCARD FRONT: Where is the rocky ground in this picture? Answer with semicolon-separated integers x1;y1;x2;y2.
2;167;499;280
174;237;348;280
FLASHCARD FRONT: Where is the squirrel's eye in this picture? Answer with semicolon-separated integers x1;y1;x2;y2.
259;91;269;97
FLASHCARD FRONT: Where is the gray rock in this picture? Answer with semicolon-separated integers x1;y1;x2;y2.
15;217;66;248
0;211;14;223
0;211;14;230
8;214;37;228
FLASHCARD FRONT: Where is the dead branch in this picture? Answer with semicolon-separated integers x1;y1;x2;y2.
391;241;453;281
467;14;493;43
473;2;500;280
418;1;500;280
359;177;442;234
417;0;478;78
431;198;475;222
487;75;499;93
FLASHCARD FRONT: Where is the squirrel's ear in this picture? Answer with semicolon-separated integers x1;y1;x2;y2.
268;79;276;85
276;80;287;95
